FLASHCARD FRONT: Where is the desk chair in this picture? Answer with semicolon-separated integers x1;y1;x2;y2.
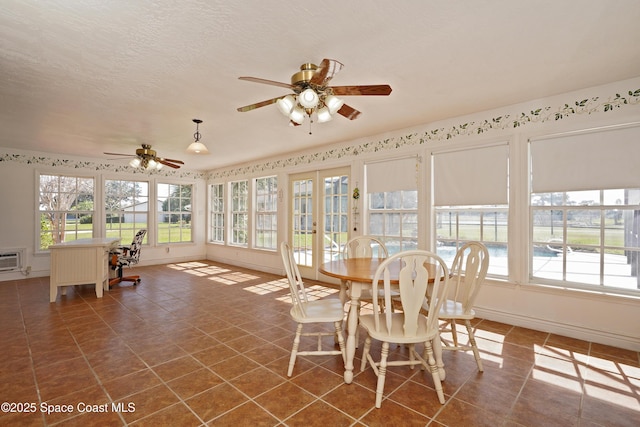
109;229;147;288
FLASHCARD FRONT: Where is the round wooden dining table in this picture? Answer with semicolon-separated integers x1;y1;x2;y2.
319;257;446;384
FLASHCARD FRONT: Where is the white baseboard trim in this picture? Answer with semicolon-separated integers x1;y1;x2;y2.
475;307;640;352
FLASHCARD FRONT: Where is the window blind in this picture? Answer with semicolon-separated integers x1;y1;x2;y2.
433;144;509;206
366;157;418;193
530;125;640;193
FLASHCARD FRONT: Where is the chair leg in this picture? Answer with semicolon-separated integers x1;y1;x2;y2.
334;321;346;363
360;336;371;371
450;319;459;347
374;341;389;408
424;340;446;404
465;319;483;372
288;323;303;377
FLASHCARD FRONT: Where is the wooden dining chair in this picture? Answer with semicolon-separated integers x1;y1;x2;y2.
432;241;489;371
343;235;396;310
280;242;346;377
359;250;450;407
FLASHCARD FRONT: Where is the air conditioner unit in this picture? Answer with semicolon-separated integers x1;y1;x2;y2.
0;250;22;272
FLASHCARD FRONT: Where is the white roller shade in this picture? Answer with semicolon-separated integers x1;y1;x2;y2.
433;144;509;206
530;125;640;193
366;157;418;193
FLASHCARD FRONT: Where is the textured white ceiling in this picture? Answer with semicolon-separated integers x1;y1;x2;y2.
1;0;639;171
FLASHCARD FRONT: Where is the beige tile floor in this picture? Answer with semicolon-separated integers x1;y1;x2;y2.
0;260;638;426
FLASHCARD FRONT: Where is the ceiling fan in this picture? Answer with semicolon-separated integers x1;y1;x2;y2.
237;58;392;126
104;144;185;170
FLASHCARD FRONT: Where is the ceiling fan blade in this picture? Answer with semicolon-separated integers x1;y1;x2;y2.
337;104;361;120
158;159;181;169
238;76;293;89
330;85;393;96
310;58;344;86
159;157;184;164
237;96;285;112
103;152;134;157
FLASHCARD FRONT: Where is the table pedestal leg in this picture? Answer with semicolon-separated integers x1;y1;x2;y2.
343;285;361;384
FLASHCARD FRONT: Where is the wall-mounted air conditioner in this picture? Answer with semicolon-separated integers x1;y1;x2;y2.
0;249;23;272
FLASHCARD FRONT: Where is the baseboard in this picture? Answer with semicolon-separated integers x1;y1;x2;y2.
475;307;640;352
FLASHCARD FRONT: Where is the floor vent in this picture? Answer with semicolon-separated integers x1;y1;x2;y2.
0;250;23;272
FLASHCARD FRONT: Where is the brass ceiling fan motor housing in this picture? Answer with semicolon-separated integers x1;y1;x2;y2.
136;144;157;159
291;63;318;86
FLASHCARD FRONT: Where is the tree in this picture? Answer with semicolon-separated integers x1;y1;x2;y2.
104;180;144;226
162;184;192;223
39;175;93;245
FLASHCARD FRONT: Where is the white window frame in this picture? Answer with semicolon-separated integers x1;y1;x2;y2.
209;183;225;244
157;182;193;244
37;172;95;252
104;178;149;245
254;175;278;250
230;180;248;247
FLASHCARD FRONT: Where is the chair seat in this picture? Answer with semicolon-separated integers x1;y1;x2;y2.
439;300;475;320
290;299;345;323
359;313;438;344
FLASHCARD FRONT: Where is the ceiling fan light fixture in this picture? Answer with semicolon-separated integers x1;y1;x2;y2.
276;95;296;116
325;95;344;115
298;88;319;108
316;106;332;123
129;158;141;168
289;106;306;124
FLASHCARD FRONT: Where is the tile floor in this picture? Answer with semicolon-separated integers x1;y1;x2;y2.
0;260;638;426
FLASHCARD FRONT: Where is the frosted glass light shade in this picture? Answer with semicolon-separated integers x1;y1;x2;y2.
276;95;296;116
316;106;332;123
298;88;319;108
129;158;141;168
325;95;344;114
289;106;306;124
186;142;210;154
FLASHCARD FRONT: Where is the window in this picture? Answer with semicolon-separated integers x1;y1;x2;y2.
105;179;149;244
433;144;509;277
368;190;418;254
157;183;192;243
254;176;277;250
38;174;94;250
209;183;225;243
435;206;508;276
531;190;640;291
366;158;419;254
231;180;248;246
530;125;640;293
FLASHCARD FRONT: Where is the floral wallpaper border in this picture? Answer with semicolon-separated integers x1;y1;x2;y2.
210;88;640;180
0;152;207;180
1;88;638;181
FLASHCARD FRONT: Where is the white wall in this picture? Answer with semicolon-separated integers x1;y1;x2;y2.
0;154;208;281
1;78;638;351
206;77;640;351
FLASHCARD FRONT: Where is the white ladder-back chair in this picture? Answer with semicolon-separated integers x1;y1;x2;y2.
359;250;450;408
280;242;346;377
343;235;395;310
436;241;489;371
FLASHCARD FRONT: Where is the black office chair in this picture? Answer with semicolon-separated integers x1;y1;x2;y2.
109;229;147;288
